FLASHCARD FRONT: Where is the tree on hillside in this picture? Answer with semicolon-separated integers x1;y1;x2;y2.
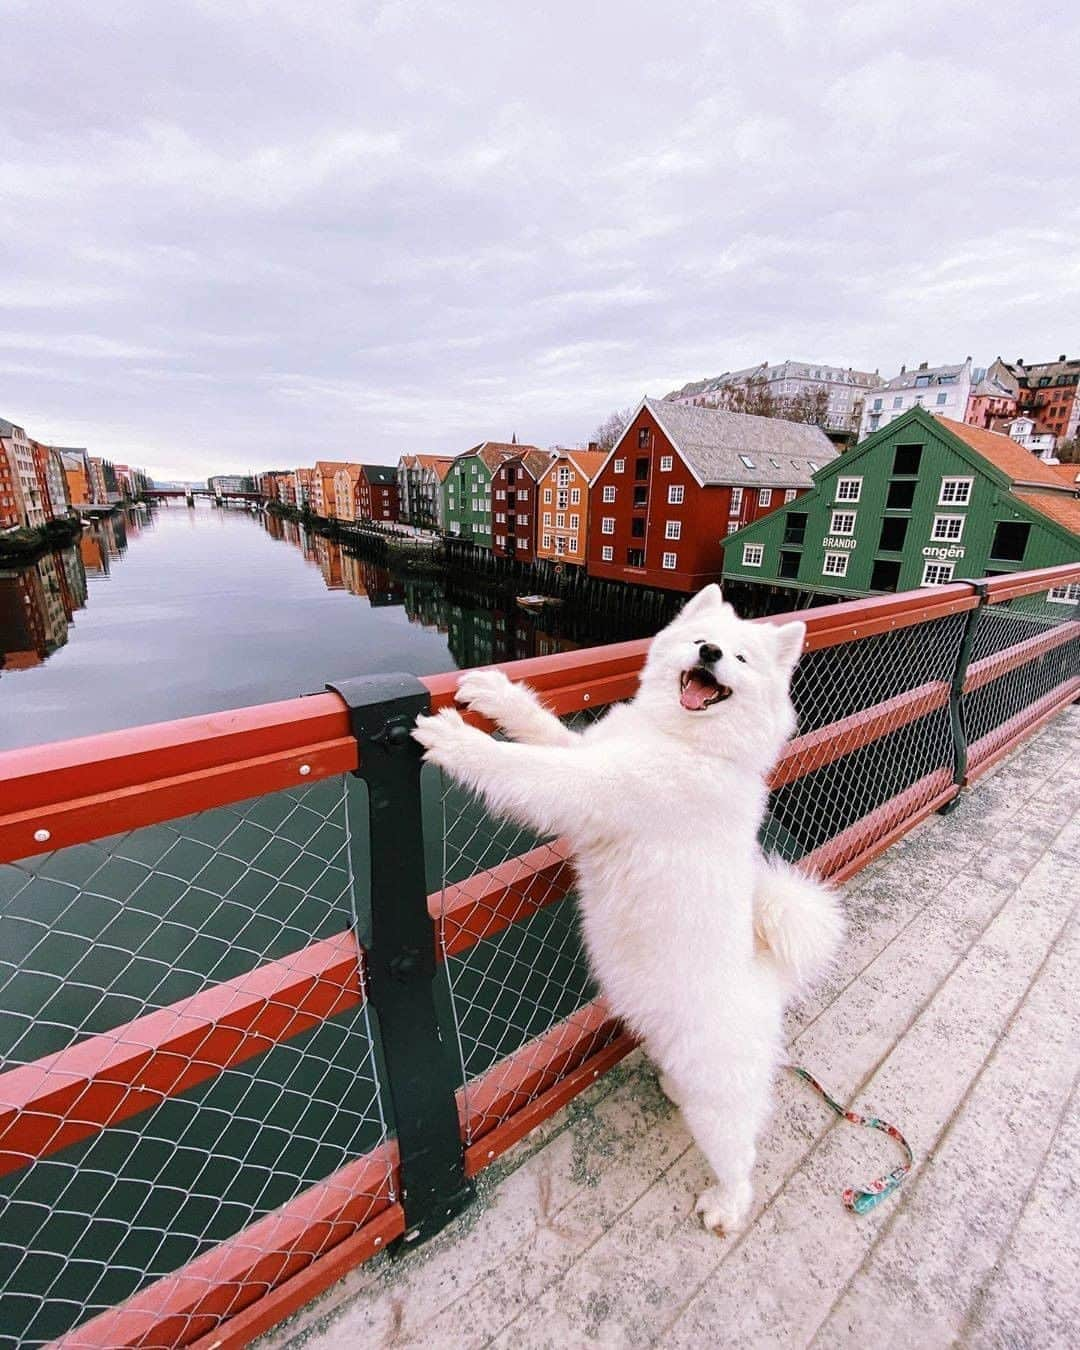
705;376;831;428
592;406;634;451
1057;436;1079;464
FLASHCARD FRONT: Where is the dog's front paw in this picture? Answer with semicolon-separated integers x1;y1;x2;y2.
412;708;483;773
456;669;524;725
694;1181;751;1237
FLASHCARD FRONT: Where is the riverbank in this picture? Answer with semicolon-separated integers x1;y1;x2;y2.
0;514;84;563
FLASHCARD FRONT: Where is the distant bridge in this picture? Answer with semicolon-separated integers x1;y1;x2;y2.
144;488;263;502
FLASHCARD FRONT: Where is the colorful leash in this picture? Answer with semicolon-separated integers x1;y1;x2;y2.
787;1064;914;1214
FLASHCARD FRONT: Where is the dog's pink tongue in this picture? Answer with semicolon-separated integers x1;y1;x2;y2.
680;672;714;710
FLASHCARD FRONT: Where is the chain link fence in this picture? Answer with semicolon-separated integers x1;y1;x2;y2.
0;777;390;1348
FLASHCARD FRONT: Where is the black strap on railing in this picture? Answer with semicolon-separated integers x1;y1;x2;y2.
940;579;990;808
327;674;473;1247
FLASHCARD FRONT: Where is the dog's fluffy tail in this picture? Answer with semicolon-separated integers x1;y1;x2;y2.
753;855;844;991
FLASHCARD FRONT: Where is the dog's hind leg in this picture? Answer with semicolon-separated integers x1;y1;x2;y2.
456;669;579;747
680;1072;771;1236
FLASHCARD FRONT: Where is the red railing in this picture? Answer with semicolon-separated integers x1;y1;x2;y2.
0;562;1077;1349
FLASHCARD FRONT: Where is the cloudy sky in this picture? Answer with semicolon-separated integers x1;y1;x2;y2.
2;0;1077;481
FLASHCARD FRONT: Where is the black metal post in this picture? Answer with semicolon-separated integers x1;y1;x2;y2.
939;580;989;811
327;674;473;1247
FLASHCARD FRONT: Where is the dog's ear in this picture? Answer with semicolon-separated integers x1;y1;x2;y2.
679;583;725;622
769;620;806;671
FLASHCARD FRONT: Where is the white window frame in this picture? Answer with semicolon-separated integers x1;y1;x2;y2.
922;560;955;585
569;513;580;530
660;455;673;471
784;488;797;503
939;476;973;506
836;476;862;502
569;536;578;552
614;458;626;474
543;512;551;525
519;488;529;502
726;521;739;535
542;533;552;549
1048;583;1080;604
729;486;743;514
555;512;565;528
742;543;764;567
519;513;528;525
602;484;616;503
662;552;677;570
496;489;505;500
557;466;571;487
664;520;681;540
931;514;965;542
758;488;772;507
601;545;614;561
570;488;581;504
823;552;849;577
544;488;552;503
668;484;685;505
830;510;857;536
601;516;615;534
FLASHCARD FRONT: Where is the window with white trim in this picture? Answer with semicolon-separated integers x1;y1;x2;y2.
569;513;579;529
602;484;616;502
557;466;571;486
601;516;615;534
496;489;505;500
496;534;506;547
601;545;614;561
939;477;973;505
554;535;566;554
742;544;764;567
665;520;681;540
836;477;862;502
544;488;552;503
543;512;551;525
519;489;528;502
823;552;849;577
472;497;480;511
662;552;677;570
519;513;528;525
495;512;505;523
569;536;578;552
614;458;625;473
758;488;772;507
931;514;964;541
557;489;568;509
1048;583;1080;603
922;561;955;585
729;487;743;514
784;488;797;503
726;521;739;534
542;533;552;548
830;510;857;535
668;484;684;504
556;513;565;528
570;488;581;504
660;455;673;471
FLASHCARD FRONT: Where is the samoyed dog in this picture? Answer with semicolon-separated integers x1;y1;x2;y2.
413;583;842;1234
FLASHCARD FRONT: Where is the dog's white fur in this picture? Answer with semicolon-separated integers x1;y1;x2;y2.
413;584;843;1234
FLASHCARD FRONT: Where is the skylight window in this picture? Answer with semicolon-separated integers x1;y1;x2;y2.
808;460;819;471
739;454;755;469
770;457;780;467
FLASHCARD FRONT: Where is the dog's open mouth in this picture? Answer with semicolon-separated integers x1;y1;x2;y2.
679;667;733;711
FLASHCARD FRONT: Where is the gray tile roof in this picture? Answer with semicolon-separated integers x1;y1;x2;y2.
644;398;838;487
362;464;398;486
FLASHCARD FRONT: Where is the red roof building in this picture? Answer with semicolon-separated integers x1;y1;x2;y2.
491;449;553;562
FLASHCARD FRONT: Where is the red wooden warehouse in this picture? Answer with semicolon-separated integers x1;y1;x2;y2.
356;465;400;523
585;398;838;592
491;449;553;562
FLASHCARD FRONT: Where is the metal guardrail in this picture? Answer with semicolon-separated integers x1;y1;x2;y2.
0;562;1077;1348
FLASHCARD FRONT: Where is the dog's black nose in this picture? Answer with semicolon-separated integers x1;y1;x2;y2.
698;642;723;665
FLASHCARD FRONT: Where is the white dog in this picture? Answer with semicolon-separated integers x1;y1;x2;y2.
414;584;843;1234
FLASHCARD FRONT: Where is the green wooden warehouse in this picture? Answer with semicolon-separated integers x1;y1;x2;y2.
442;441;542;547
721;408;1080;598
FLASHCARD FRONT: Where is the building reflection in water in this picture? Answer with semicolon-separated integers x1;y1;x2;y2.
264;518;585;671
1;508;144;674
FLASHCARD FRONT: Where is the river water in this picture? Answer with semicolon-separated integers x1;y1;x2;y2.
1;502;675;748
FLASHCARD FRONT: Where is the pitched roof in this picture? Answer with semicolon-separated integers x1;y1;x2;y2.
432;459;454;482
938;419;1073;490
1002;356;1080;387
880;361;968;391
641;398;838;487
362;464;397;486
415;453;454;470
517;449;554;480
314;460;353;475
1049;462;1080;489
561;449;608;482
458;441;543;473
1013;491;1080;538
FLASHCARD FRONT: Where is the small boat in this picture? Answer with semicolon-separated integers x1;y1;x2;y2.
516;594;563;611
